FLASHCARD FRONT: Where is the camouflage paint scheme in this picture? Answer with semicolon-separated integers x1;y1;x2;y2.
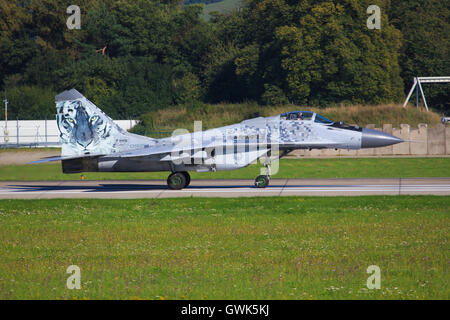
51;89;402;177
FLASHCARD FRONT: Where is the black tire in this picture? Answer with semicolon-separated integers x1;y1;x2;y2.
180;171;191;187
167;172;187;190
254;175;270;188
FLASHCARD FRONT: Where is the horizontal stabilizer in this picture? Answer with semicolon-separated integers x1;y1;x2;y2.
28;154;105;164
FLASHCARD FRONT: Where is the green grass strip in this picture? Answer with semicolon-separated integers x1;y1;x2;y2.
0;157;449;180
0;196;448;299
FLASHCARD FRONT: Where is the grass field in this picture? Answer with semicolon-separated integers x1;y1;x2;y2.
0;196;448;299
0;157;449;181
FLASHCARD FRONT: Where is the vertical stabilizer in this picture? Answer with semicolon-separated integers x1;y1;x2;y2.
56;89;126;157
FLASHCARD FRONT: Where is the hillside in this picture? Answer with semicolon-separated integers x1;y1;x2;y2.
199;0;243;21
131;103;442;137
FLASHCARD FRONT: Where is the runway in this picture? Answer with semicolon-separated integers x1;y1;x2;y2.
0;178;449;199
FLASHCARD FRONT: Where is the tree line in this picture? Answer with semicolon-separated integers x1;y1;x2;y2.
183;0;223;5
0;0;448;120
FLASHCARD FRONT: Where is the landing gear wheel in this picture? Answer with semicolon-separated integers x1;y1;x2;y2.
167;172;187;190
254;175;270;188
181;171;191;187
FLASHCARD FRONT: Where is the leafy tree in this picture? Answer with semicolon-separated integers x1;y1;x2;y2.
0;0;447;120
0;1;37;89
261;84;289;105
202;41;246;102
173;72;202;104
239;0;404;105
1;86;56;120
389;0;450;113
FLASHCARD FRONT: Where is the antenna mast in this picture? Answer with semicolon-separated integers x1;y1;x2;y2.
3;98;8;144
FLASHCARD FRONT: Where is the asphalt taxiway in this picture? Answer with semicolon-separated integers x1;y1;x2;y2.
0;178;449;199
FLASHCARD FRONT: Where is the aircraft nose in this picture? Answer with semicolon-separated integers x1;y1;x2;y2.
361;128;404;148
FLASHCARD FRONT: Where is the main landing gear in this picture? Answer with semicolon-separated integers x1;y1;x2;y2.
167;171;191;190
167;166;273;189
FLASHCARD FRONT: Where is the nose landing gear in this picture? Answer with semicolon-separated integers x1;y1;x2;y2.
254;175;270;188
254;160;272;188
167;171;191;190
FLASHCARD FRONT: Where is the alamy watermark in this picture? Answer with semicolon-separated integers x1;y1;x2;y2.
66;265;81;289
366;265;381;289
66;5;81;30
169;120;280;176
367;5;381;30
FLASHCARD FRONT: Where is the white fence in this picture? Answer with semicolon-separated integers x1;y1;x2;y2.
0;119;137;147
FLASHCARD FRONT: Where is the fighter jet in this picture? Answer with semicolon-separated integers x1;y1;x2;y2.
35;89;404;189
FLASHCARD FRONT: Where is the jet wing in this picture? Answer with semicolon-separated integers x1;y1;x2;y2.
110;140;340;160
28;140;339;165
110;141;264;159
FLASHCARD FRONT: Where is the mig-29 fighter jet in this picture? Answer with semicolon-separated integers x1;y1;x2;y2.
35;89;404;189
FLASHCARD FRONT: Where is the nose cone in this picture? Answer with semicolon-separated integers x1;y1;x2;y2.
361;128;403;148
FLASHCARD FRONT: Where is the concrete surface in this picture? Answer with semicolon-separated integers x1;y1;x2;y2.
0;178;449;199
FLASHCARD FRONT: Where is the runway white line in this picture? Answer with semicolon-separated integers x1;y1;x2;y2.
1;187;450;194
1;179;449;198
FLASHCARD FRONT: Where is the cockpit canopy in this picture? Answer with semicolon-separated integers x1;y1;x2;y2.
280;111;333;124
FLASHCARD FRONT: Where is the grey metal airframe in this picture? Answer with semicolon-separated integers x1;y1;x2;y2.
38;89;403;189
